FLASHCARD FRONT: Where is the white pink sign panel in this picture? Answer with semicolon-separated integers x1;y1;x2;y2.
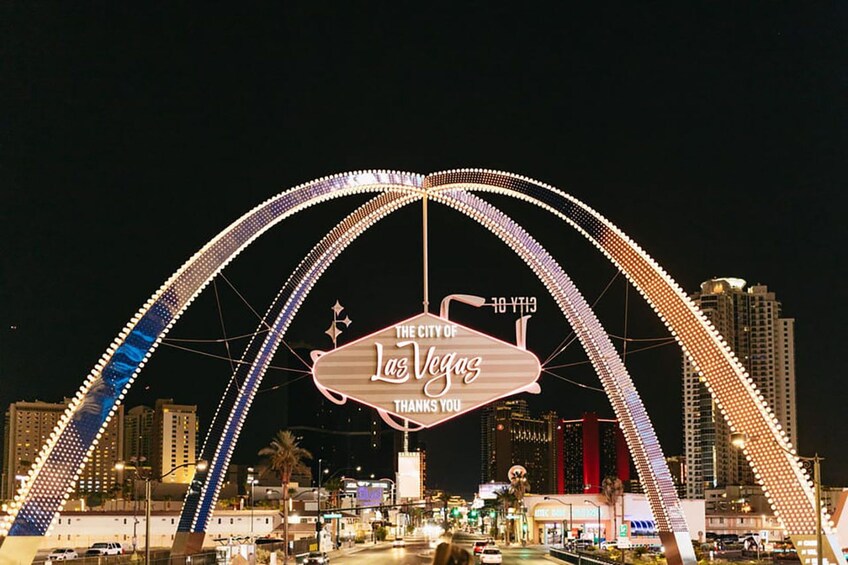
311;312;541;429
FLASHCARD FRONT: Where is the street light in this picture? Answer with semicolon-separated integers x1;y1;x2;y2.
544;496;573;547
247;467;259;536
142;460;208;565
114;457;147;553
731;432;825;565
584;500;601;545
319;466;362;549
379;478;398;538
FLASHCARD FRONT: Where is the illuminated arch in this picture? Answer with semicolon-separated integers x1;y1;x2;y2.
0;169;837;565
171;188;695;565
177;191;422;541
423;169;842;565
0;171;423;545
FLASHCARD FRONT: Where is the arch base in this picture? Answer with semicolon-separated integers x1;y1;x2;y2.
788;533;845;565
659;531;696;565
171;531;206;561
0;536;42;565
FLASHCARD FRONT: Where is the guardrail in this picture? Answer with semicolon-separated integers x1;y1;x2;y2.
549;547;620;565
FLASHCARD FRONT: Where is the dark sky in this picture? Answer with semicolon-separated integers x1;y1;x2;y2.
2;4;846;498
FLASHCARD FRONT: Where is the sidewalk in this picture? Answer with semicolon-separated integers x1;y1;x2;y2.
327;541;380;560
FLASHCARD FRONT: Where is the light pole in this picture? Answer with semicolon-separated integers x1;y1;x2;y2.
143;460;208;565
731;432;825;565
543;496;573;547
379;478;397;537
115;457;147;554
247;467;258;536
321;466;361;548
584;500;601;545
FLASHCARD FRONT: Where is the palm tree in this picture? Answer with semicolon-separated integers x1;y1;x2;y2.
494;487;516;544
509;469;530;545
601;476;624;540
322;476;342;510
258;431;312;563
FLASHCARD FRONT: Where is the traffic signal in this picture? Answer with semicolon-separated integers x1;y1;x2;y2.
450;507;460;518
489;511;496;519
469;510;478;520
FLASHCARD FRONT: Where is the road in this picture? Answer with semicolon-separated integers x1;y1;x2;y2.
334;540;551;565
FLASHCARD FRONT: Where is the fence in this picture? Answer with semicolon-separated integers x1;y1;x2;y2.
549;547;620;565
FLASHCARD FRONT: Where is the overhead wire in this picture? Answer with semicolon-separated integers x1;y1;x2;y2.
542;270;620;365
212;279;237;376
218;273;312;371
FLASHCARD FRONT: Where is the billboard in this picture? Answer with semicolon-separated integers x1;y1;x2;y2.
397;452;422;500
312;312;541;429
478;482;509;500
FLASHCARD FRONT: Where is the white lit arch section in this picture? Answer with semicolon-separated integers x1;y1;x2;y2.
175;191;421;546
0;171;423;544
172;188;695;565
424;169;842;565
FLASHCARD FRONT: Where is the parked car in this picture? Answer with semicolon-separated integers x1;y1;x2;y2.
392;538;406;548
566;539;594;551
479;548;502;564
304;552;329;565
86;542;123;555
46;548;79;560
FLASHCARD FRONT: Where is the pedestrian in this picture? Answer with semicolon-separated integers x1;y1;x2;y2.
432;543;472;565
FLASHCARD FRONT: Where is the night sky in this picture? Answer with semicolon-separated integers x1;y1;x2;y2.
2;4;846;499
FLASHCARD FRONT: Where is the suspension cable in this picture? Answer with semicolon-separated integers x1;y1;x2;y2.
543;270;620;365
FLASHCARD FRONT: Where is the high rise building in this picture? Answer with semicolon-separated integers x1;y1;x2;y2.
2;399;124;498
480;400;557;493
480;399;528;484
682;278;797;499
665;455;687;498
151;399;198;484
124;405;154;466
557;412;630;494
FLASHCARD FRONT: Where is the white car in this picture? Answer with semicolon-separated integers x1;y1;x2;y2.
479;548;502;564
47;548;79;560
87;542;123;555
392;538;406;548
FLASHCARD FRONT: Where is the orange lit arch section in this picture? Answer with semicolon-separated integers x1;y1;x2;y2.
424;170;844;565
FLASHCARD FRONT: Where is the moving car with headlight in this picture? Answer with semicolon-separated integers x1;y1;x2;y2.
392;538;406;548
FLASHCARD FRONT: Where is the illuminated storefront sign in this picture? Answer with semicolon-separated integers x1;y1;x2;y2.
312;312;541;428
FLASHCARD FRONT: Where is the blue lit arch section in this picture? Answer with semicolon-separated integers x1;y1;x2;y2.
0;171;423;541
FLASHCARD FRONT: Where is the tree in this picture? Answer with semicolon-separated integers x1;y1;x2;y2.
601;476;624;540
494;487;516;544
258;431;312;563
509;469;530;545
322;476;342;510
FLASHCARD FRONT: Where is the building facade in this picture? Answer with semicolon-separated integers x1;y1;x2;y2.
480;399;529;484
124;405;154;466
683;278;797;498
480;400;557;494
151;399;198;484
557;412;630;495
2;399;124;499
